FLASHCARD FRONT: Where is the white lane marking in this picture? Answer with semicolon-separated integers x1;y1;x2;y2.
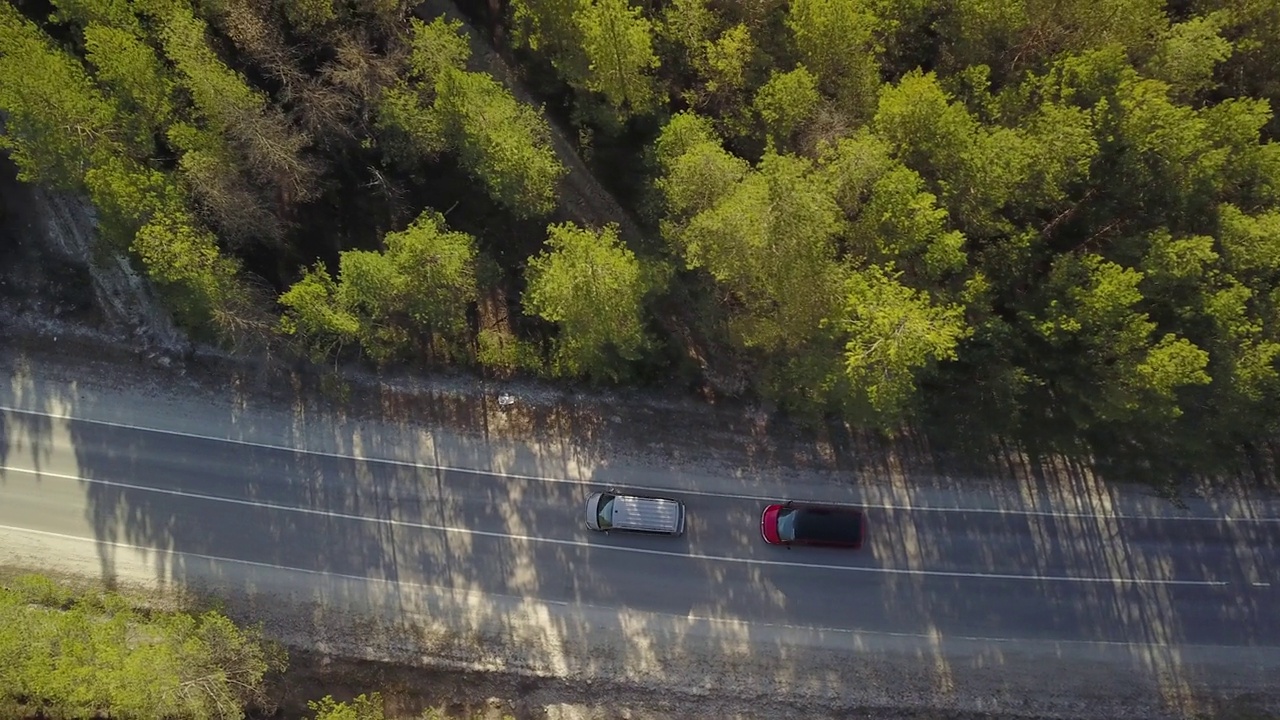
1253;582;1272;588
5;405;1279;524
2;523;1266;651
0;465;1230;587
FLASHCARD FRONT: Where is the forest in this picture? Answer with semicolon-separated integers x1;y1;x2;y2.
1;0;1278;483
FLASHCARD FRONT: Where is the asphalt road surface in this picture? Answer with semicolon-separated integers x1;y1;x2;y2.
2;406;1277;654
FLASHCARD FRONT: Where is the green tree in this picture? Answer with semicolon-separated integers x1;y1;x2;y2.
277;0;338;35
1026;45;1263;232
818;129;896;218
0;2;261;341
753;66;821;150
82;153;179;245
509;0;585;65
378;210;479;338
309;693;385;720
1144;13;1233;101
838;264;970;421
279;263;362;360
431;68;565;216
575;0;661;114
1113;77;1225;227
372;17;460;160
1204;0;1280;135
1137;333;1216;405
847;166;968;281
379;18;565;217
83;22;176;152
49;0;143;33
654;111;750;220
374;82;445;160
333;248;408;359
1012;101;1097;214
524;222;655;378
874;69;1065;237
938;0;1165;82
1027;253;1210;426
873;70;978;200
1138;228;1219;321
132;205;253;330
1216;204;1280;280
1198;98;1279;210
281;211;479;362
1188;268;1280;414
510;0;660;117
786;0;881;118
864;0;939;75
0;576;281;720
0;3;125;186
667;148;846;352
339;210;478;359
657;0;716;70
700;23;753;97
935;0;1025;79
656;112;893;412
405;16;472;80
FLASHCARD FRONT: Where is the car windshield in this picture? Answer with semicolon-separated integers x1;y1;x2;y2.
596;494;616;530
775;507;798;542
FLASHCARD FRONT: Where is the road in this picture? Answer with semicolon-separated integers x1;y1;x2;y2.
2;405;1277;655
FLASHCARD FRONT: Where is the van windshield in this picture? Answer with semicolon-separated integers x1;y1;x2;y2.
596;494;616;530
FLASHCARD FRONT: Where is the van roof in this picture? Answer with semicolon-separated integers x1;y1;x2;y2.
603;494;683;533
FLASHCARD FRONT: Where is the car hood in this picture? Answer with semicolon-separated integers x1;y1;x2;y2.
760;505;782;543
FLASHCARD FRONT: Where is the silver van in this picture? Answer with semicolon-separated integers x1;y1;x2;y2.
585;491;686;536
